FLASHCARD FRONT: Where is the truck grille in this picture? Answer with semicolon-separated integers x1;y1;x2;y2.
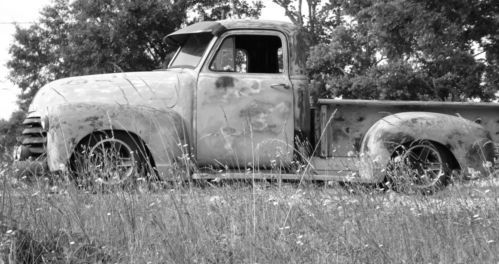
20;116;46;160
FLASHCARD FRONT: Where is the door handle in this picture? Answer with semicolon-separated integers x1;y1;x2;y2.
270;83;290;90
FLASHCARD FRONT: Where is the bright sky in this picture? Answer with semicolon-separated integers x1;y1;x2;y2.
0;1;290;120
0;0;51;120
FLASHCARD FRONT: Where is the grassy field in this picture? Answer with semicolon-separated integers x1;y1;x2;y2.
1;160;499;263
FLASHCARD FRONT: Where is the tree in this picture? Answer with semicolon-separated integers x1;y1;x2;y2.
302;0;499;101
0;111;26;158
190;0;263;21
273;0;344;44
4;0;262;151
8;0;263;111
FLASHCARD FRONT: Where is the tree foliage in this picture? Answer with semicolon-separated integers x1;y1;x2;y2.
3;0;261;150
0;111;26;157
7;0;262;111
277;0;499;101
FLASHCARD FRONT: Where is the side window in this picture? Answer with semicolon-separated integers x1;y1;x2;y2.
210;34;283;74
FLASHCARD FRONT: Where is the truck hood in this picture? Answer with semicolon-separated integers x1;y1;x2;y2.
29;70;194;113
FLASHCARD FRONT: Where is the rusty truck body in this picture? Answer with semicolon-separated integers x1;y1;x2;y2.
17;20;499;190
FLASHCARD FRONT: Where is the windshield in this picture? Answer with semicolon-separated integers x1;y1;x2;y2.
169;33;213;69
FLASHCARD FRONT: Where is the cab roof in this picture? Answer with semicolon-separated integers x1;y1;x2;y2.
165;19;297;45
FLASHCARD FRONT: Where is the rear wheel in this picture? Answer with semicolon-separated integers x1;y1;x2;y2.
388;141;452;194
71;131;153;186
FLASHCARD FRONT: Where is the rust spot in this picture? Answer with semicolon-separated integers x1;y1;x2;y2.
445;143;453;150
357;116;365;122
251;120;267;131
250;81;259;91
381;132;415;150
84;116;99;122
65;79;88;85
239;101;272;117
221;126;237;135
215;76;235;91
332;128;349;142
334;116;345;122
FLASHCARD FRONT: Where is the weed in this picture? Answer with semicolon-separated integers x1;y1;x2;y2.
2;158;499;263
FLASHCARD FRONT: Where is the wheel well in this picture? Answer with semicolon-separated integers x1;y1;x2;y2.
69;130;156;171
391;140;461;171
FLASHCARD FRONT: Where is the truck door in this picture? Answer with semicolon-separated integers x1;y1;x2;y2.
196;30;294;169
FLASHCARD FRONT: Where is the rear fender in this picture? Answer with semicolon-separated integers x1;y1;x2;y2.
359;112;495;182
46;103;189;177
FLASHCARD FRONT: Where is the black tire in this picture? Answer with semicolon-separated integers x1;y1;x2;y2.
71;131;153;186
388;141;452;194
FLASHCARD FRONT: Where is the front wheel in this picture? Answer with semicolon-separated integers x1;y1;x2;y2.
388;141;452;194
71;131;153;186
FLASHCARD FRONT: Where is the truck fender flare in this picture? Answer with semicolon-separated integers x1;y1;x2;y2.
358;112;495;182
47;103;189;175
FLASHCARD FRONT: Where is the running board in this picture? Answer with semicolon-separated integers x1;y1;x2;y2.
192;171;370;183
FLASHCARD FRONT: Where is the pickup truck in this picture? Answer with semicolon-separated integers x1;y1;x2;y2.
16;19;499;191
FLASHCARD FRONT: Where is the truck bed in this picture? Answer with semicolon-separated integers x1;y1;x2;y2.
312;99;499;175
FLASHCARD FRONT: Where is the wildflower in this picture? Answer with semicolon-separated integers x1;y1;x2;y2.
267;196;279;206
212;177;221;183
322;198;332;206
50;186;59;193
208;195;226;207
288;193;303;207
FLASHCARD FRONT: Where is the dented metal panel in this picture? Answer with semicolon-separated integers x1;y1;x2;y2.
360;112;495;180
46;103;187;178
315;99;498;181
196;73;294;167
32;69;197;177
195;29;294;168
316;99;499;157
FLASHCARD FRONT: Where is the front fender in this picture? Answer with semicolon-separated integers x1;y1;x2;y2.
359;112;495;182
46;103;188;175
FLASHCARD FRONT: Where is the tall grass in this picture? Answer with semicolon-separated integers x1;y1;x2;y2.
1;158;499;263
